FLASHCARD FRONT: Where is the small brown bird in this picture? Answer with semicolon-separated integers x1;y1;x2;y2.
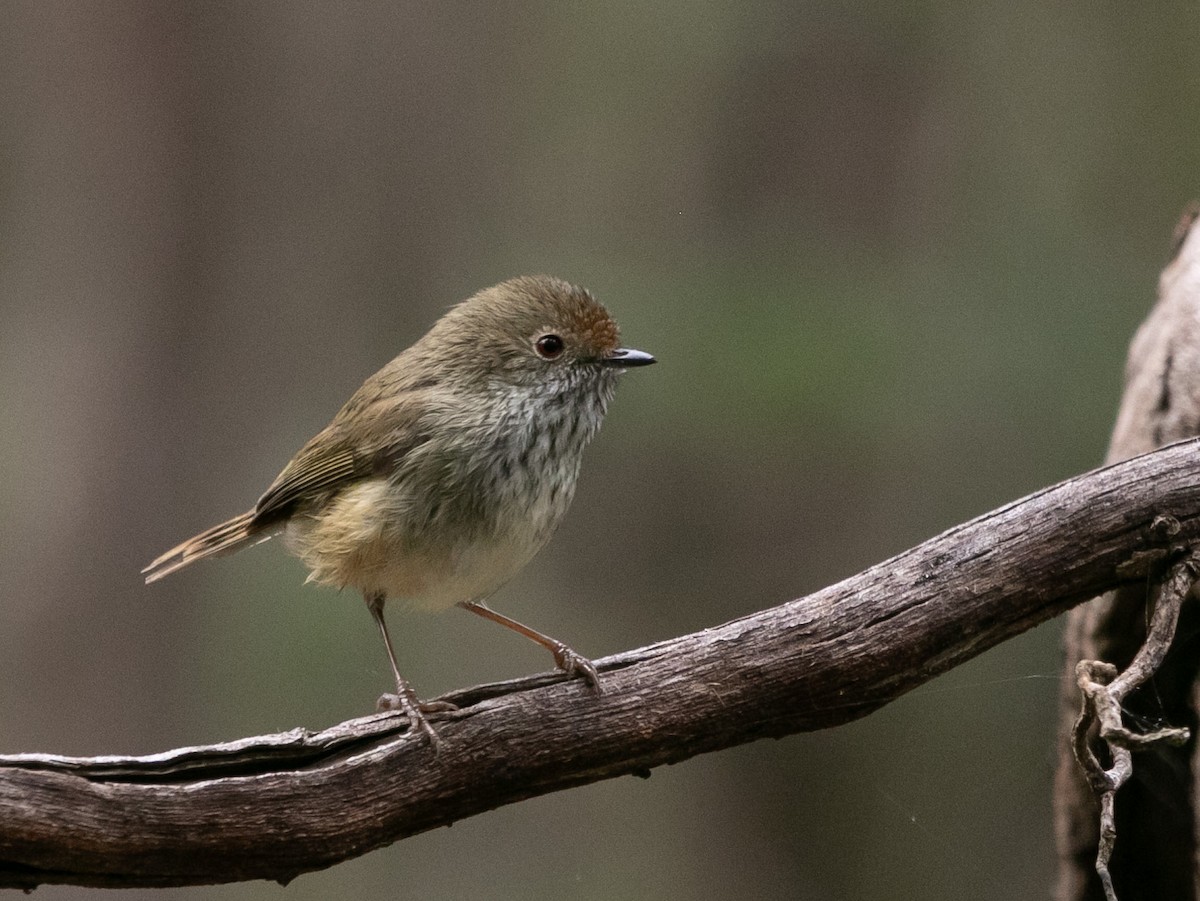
144;275;654;743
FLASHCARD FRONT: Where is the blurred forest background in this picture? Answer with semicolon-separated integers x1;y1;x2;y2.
1;3;1198;899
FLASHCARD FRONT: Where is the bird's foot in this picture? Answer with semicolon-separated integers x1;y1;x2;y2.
551;642;602;694
376;691;455;749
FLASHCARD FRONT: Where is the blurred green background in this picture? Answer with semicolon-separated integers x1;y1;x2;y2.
1;2;1197;899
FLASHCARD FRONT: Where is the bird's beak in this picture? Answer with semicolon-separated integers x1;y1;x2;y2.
603;347;656;369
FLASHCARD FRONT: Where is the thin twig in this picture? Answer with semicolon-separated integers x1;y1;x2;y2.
1072;554;1198;901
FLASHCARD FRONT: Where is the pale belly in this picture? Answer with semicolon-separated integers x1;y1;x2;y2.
283;477;560;611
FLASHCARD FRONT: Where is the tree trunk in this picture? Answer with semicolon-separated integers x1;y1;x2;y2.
1055;204;1200;901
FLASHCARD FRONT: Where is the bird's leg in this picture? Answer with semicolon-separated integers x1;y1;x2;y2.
459;601;601;692
366;593;449;746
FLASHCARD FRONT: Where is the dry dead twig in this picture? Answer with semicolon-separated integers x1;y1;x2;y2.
1072;551;1197;901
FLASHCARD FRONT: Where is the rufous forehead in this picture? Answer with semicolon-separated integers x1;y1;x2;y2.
564;302;620;353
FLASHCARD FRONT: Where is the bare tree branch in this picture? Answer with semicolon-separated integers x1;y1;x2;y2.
4;438;1200;890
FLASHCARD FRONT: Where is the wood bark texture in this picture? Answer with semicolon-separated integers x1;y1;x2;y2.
1055;204;1200;901
6;435;1200;889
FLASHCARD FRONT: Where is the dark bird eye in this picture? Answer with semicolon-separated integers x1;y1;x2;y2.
535;334;565;360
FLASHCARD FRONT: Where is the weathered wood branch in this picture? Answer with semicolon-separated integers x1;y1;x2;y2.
6;439;1200;890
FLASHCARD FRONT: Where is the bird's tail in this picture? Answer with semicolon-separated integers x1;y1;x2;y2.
142;510;274;583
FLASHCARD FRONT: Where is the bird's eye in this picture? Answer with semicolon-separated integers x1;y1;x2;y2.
535;334;565;360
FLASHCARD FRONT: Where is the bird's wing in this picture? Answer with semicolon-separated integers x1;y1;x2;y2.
251;436;365;525
250;398;432;526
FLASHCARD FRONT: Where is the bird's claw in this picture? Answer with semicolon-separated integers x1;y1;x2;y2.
552;643;602;694
376;692;451;750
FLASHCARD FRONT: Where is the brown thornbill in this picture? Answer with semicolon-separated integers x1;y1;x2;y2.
144;275;655;744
